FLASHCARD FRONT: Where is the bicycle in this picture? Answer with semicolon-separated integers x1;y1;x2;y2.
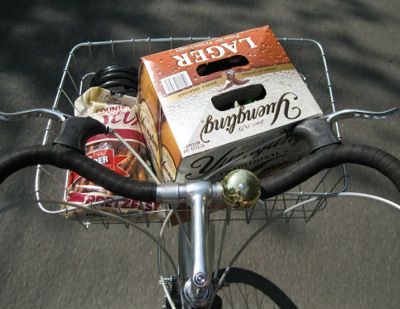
1;37;399;308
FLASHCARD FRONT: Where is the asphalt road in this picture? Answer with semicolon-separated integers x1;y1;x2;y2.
1;1;399;308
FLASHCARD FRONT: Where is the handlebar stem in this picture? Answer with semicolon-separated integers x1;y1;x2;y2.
183;181;214;308
187;181;211;288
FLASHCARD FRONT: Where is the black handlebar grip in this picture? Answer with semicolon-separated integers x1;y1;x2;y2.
0;145;157;202
259;144;400;199
54;117;108;153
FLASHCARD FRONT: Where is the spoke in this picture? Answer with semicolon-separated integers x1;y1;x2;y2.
255;286;264;309
236;283;250;309
225;284;234;308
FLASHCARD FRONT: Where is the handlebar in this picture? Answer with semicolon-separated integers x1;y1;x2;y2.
0;142;399;204
1;107;398;205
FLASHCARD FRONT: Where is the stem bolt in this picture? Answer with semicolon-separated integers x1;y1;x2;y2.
193;272;207;286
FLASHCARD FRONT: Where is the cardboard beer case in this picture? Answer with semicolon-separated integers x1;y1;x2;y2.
137;26;322;183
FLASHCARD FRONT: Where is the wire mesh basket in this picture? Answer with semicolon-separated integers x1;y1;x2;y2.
34;37;347;226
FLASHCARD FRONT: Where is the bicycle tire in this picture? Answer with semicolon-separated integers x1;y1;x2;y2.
212;267;297;309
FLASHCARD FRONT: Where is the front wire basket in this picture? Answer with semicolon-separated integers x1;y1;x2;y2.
34;37;348;226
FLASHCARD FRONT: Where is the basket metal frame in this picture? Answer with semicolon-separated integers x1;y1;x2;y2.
34;36;348;225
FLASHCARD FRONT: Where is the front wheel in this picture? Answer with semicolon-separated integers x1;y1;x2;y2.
211;267;297;309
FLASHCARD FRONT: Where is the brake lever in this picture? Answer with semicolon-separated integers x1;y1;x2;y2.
0;108;109;153
0;108;71;122
292;107;398;152
323;107;399;123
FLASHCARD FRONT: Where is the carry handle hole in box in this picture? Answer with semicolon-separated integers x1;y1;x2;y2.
211;84;266;111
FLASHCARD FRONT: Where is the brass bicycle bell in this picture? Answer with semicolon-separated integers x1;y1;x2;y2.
221;169;261;208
